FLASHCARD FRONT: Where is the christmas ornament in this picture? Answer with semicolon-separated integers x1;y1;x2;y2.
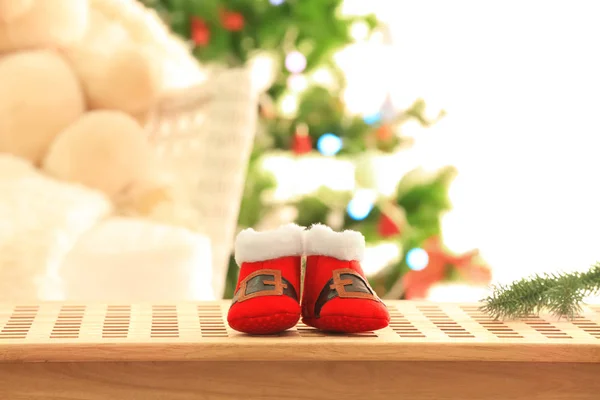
376;124;393;141
463;265;492;284
450;250;491;284
401;237;488;299
220;9;245;31
377;213;400;237
292;123;312;155
401;238;444;299
190;17;210;46
377;201;405;238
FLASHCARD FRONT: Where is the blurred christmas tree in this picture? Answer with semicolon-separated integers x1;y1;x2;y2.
144;0;491;299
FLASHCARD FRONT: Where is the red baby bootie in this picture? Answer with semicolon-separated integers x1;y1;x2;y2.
227;224;304;335
302;224;390;333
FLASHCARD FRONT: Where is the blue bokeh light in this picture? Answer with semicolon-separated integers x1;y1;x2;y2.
346;195;374;221
363;112;381;125
317;133;343;156
270;0;285;5
406;248;429;271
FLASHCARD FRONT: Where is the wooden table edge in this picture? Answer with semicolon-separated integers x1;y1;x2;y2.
1;341;599;363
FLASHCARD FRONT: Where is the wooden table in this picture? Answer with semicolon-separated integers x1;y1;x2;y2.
0;301;599;399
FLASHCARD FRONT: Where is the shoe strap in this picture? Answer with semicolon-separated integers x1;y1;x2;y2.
232;269;298;304
314;268;381;318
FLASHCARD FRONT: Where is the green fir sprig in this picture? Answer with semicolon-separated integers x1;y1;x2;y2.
481;263;600;320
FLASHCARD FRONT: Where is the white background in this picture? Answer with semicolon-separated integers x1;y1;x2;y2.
342;0;600;285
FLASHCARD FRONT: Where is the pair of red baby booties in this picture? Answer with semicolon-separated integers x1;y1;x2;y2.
227;224;390;335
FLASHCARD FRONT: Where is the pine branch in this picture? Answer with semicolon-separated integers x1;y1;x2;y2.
480;275;555;319
481;263;600;320
545;263;600;318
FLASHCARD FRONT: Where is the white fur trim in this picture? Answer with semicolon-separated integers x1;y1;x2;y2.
234;224;305;265
305;224;365;261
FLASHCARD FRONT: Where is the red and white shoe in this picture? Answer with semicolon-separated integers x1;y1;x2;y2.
302;224;390;333
227;224;304;335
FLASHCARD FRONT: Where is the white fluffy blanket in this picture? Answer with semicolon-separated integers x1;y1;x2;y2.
0;155;112;299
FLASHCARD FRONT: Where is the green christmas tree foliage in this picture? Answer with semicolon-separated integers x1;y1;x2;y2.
144;0;489;299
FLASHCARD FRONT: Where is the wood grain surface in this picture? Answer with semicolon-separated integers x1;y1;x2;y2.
0;361;598;400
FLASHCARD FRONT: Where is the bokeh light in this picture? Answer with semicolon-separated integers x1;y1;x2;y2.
363;112;381;125
406;248;429;271
347;189;376;220
287;74;308;92
317;133;343;156
279;94;298;116
350;21;370;41
285;51;307;74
